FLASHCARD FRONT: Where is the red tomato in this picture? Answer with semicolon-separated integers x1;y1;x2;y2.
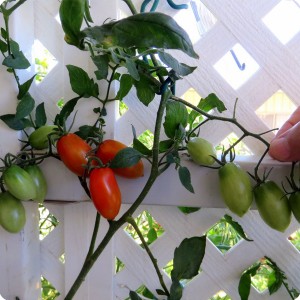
96;139;144;178
57;133;93;176
89;168;121;220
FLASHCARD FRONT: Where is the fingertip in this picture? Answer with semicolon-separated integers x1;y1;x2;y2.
269;138;291;162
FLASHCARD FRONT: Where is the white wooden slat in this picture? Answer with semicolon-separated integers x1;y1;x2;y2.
0;203;40;300
64;203;114;300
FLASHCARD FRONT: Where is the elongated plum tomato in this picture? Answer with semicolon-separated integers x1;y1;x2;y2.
57;133;93;177
24;165;47;203
187;137;216;166
0;192;26;233
289;191;300;223
218;162;253;217
254;181;291;232
3;165;37;201
96;139;144;178
29;125;58;150
89;168;121;220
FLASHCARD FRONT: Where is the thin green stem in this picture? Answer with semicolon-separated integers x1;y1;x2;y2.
127;216;170;296
122;0;138;15
85;213;101;259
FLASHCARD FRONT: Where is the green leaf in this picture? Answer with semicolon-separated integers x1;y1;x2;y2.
158;51;196;76
164;100;188;139
84;0;93;23
55;96;81;126
0;114;31;130
116;74;133;100
147;228;157;244
75;125;98;139
268;269;283;295
129;291;142;300
0;39;7;53
16;93;35;119
92;54;109;80
126;58;140;81
1;27;7;39
134;74;157;106
59;0;85;48
178;166;194;193
35;102;47;127
171;236;206;281
110;147;143;169
66;65;99;98
156;289;167;296
223;215;253;241
199;93;226;113
133;138;152;156
178;207;200;214
238;273;251;300
3;51;30;69
17;75;36;100
168;279;183;300
158;139;174;153
81;12;198;58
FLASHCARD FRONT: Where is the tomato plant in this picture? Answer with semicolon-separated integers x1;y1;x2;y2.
96;139;144;178
29;125;58;150
254;181;291;232
57;133;93;177
0;192;26;233
218;162;253;217
89;168;121;220
187;137;216;166
24;165;48;203
3;165;37;201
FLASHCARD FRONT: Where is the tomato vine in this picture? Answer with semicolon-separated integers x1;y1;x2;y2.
0;0;299;299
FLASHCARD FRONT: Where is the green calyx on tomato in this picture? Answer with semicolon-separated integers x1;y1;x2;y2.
218;162;253;217
24;165;47;203
96;139;144;179
29;125;58;150
0;192;26;233
187;137;216;166
89;167;121;220
3;165;37;201
254;181;291;232
57;133;93;177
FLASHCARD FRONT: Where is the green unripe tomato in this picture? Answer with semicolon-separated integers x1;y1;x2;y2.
187;137;216;166
0;192;26;233
218;162;253;217
29;125;58;150
3;165;37;201
254;181;291;232
24;165;47;203
288;191;300;223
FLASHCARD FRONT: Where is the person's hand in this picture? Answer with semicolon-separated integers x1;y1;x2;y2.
269;106;300;162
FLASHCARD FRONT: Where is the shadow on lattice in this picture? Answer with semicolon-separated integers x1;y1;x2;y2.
32;39;57;84
123;210;165;248
255;90;297;131
262;0;300;45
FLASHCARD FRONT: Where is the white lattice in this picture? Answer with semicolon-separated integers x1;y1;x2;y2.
0;0;300;299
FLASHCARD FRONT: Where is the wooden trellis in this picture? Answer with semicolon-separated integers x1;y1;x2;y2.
0;0;300;299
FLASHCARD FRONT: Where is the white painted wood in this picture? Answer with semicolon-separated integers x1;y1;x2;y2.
1;1;300;300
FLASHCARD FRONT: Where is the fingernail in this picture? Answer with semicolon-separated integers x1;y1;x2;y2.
269;138;290;161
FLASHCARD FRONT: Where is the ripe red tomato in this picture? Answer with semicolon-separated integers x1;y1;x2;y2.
89;168;121;220
57;133;93;176
96;139;144;178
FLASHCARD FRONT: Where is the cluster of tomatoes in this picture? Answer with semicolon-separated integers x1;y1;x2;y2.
0;164;47;233
187;136;300;233
56;133;144;221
